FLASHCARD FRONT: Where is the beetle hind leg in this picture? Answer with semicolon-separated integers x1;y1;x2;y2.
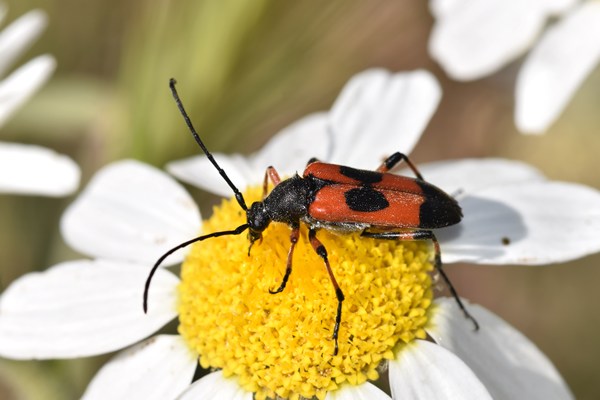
377;152;424;180
361;229;479;330
306;157;320;166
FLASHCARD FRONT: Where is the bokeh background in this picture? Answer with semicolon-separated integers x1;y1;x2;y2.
1;0;599;398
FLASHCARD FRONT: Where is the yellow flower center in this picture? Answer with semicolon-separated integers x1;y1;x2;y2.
178;188;433;400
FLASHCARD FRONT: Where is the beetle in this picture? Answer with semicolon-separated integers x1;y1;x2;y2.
144;78;478;355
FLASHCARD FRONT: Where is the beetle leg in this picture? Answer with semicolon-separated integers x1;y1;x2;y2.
269;223;299;294
306;157;320;166
376;152;424;180
361;229;479;331
309;228;345;356
262;166;282;199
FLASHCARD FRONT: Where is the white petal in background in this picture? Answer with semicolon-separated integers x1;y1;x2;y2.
413;158;546;197
389;339;492;400
0;260;179;359
168;69;441;193
429;0;461;18
0;54;56;128
428;0;574;80
516;2;600;134
61;160;201;266
178;371;253;400
329;69;441;169
325;383;391;400
168;114;333;197
537;0;579;15
439;181;600;265
82;335;197;400
0;9;47;76
250;113;332;178
427;298;574;400
167;153;253;198
0;141;79;196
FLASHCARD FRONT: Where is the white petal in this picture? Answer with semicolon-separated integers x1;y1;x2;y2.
439;181;600;265
516;2;600;134
83;335;196;400
325;383;391;400
251;113;331;177
61;160;201;266
427;298;574;400
177;371;252;400
413;158;545;197
0;260;178;359
538;0;579;16
0;54;56;128
389;340;492;400
328;69;441;169
167;153;254;197
0;9;47;76
430;0;462;18
0;141;79;196
429;0;548;80
429;0;577;25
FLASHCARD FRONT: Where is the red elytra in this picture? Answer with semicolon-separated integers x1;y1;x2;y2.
304;161;462;229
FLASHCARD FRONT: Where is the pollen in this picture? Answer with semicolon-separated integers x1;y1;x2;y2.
178;188;433;400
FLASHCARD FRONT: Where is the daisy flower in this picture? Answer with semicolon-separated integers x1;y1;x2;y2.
2;69;599;399
0;5;79;196
428;0;600;134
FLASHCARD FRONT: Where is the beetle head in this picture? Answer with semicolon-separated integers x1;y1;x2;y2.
247;201;271;254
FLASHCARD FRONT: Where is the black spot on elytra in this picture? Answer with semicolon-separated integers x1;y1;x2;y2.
339;166;383;184
344;187;389;212
417;181;463;229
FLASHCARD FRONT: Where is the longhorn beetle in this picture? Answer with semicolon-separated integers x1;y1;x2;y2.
144;78;479;355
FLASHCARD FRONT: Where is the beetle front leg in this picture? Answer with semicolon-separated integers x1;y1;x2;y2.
309;228;345;356
262;166;282;199
269;223;299;294
361;229;479;330
376;152;424;181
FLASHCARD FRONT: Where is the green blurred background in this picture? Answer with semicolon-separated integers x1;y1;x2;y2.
1;0;599;398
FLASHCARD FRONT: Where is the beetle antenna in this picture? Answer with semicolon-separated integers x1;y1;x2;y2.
143;223;249;313
169;78;248;211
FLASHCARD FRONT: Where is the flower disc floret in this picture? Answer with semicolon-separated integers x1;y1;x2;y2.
178;188;434;400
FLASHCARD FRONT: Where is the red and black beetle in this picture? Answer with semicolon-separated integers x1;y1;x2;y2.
144;79;478;355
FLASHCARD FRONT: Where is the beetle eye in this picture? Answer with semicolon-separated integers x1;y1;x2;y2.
248;202;270;232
